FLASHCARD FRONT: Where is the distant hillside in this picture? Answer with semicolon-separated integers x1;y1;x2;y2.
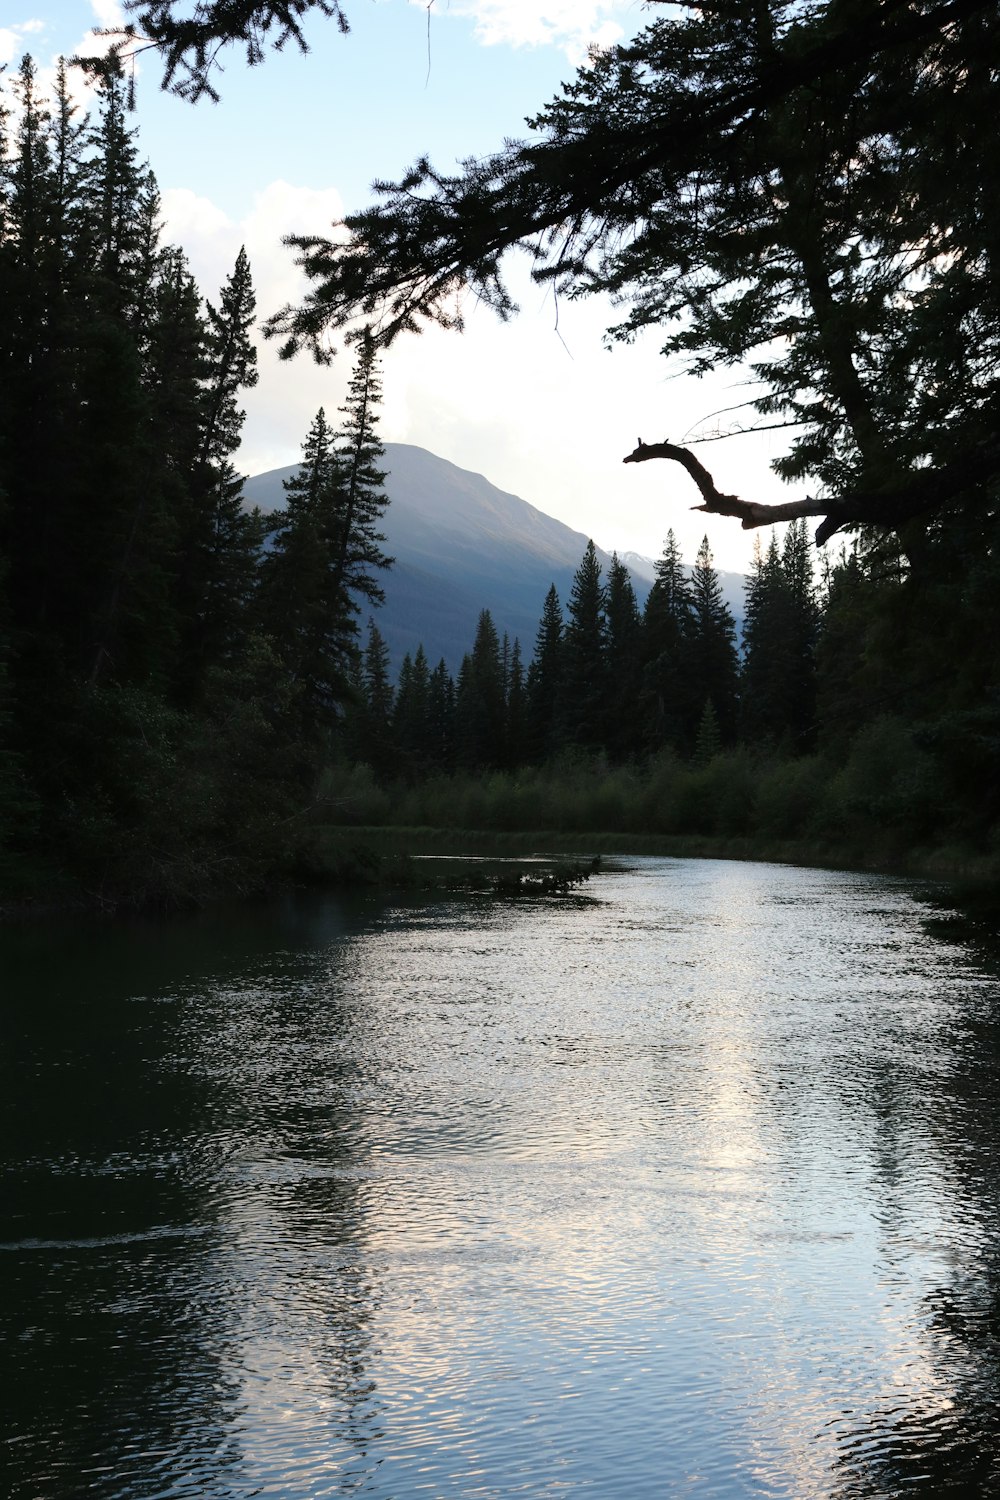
242;443;745;671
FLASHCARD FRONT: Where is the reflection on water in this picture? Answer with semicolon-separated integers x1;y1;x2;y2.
3;860;1000;1497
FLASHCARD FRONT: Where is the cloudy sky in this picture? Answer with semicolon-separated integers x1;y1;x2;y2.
2;1;795;571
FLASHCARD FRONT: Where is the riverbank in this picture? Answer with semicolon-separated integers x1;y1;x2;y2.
5;822;998;925
312;823;1000;886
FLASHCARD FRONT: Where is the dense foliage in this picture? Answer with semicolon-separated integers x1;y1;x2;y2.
257;0;999;547
337;520;997;869
0;59;389;908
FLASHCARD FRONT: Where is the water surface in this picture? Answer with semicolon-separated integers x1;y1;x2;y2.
3;858;1000;1497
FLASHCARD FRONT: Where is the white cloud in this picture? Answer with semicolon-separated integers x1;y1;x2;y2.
439;0;628;59
89;0;125;28
0;20;46;65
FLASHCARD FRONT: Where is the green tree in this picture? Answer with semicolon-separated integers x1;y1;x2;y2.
326;329;391;623
504;637;527;770
393;645;431;775
454;609;506;771
741;523;818;751
258;407;350;753
526;583;564;763
177;246;261;693
687;536;739;749
427;657;455;773
604;552;642;760
266;0;1000;551
640;530;693;753
562;540;607;750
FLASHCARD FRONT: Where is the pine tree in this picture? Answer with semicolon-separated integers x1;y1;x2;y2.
741;523;818;751
779;518;820;747
393;644;431;774
85;61;147;318
692;700;722;767
526;584;564;763
563;540;607;750
604;552;642;759
177;246;261;693
454;610;506;770
640;529;693;752
687;535;739;748
258;408;351;750
327;330;391;621
505;638;527;770
363;618;394;726
427;658;455;773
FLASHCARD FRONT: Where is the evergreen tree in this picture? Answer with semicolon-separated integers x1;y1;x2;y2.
393;644;431;774
177;246;261;692
562;540;607;750
640;529;693;752
85;62;147;318
692;700;723;767
363;618;394;727
271;0;1000;550
687;535;739;748
454;610;506;770
328;329;391;620
526;583;564;763
741;523;818;751
258;407;351;752
257;341;389;757
427;658;456;774
604;552;642;759
504;638;527;770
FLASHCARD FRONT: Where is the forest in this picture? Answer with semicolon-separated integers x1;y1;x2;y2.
2;0;1000;910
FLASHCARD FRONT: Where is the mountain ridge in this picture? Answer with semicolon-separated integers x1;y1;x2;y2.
241;442;745;670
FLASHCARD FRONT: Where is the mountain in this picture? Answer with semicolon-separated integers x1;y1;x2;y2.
241;443;745;670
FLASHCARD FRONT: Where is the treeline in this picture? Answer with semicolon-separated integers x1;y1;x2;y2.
343;516;1000;866
350;532;745;775
0;58;389;907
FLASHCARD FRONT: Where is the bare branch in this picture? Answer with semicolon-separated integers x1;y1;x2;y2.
623;439;1000;547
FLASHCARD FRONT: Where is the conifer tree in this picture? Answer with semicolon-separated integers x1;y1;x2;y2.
526;584;564;763
640;530;693;752
363;618;394;727
86;62;146;317
687;535;739;748
504;638;527;770
178;246;261;691
427;657;455;773
604;552;642;759
328;329;391;617
741;524;818;750
563;540;608;750
393;644;431;774
258;407;349;748
454;610;506;770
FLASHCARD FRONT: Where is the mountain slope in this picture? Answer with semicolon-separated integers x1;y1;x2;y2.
242;443;744;670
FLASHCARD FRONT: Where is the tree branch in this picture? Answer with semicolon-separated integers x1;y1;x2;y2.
623;439;1000;546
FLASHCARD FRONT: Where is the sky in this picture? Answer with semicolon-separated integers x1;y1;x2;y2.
1;1;796;572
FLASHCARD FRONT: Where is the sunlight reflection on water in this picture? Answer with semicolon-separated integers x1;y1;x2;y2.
3;858;1000;1497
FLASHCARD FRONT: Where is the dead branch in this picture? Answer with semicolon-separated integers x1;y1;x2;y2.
622;439;1000;546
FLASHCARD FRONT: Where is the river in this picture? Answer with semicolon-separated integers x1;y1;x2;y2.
3;857;1000;1498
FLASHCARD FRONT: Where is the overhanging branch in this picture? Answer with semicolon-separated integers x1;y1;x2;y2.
623;439;1000;546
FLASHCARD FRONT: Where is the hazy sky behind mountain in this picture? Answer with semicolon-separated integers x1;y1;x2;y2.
4;1;797;572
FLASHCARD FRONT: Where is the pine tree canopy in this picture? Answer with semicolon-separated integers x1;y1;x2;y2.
245;0;998;551
80;1;350;103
